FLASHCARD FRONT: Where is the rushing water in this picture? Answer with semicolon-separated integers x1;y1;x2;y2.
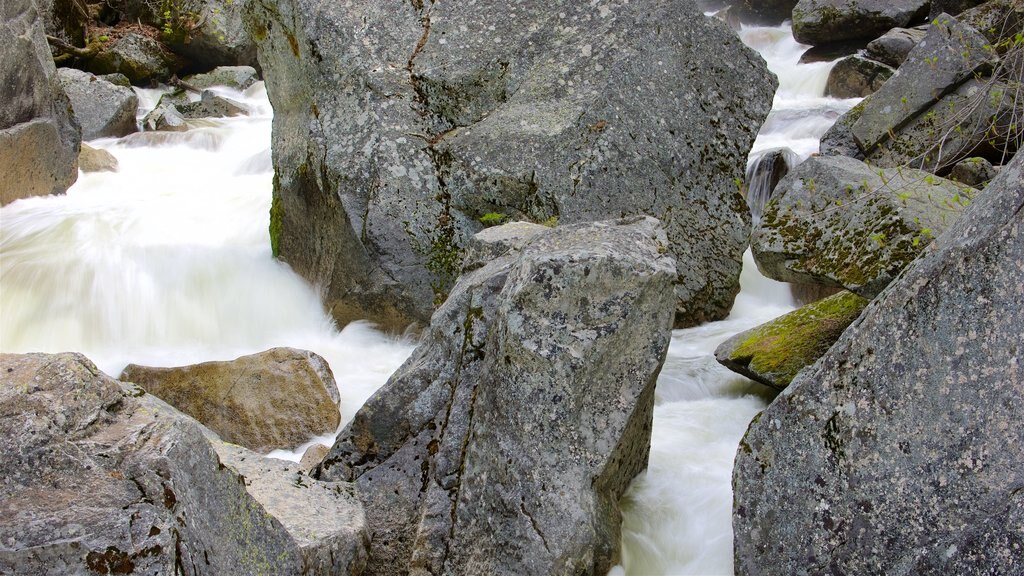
0;22;857;575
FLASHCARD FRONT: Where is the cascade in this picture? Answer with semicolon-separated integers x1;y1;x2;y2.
0;21;860;576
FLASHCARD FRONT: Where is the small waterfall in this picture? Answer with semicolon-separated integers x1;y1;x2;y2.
744;147;798;224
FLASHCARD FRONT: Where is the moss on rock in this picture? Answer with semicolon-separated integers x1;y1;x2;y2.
714;291;869;389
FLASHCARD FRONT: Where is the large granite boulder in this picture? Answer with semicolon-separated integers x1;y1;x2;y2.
120;347;341;453
57;68;138;140
715;290;868;390
244;0;775;331
725;0;799;25
824;54;894;98
733;150;1024;575
0;352;367;575
0;0;80;206
84;32;182;85
752;155;976;297
318;217;676;575
850;14;996;154
184;65;259;91
165;0;259;71
792;0;930;45
865;26;928;68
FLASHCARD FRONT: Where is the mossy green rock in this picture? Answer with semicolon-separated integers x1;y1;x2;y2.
714;291;868;389
752;155;976;297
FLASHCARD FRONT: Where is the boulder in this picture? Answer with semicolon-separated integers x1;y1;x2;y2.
792;0;930;45
165;0;259;71
184;65;259;91
825;54;895;98
57;67;138;140
244;0;775;331
177;89;250;118
85;32;182;85
948;156;999;186
299;443;331;473
865;77;1021;173
79;143;119;172
120;347;341;453
850;14;997;154
733;150;1024;575
818;100;866;159
0;0;80;206
318;217;676;575
744;147;799;224
752;155;976;297
930;0;988;18
725;0;799;25
0;352;367;575
715;290;868;389
141;103;189;132
865;26;928;68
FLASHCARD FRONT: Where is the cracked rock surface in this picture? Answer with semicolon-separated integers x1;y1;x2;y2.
243;0;774;331
318;217;676;575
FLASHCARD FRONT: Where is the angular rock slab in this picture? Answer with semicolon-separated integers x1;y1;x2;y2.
715;290;868;389
244;0;775;331
319;217;676;575
120;347;340;453
752;155;975;297
0;0;80;205
850;13;996;153
733;151;1024;575
0;352;367;575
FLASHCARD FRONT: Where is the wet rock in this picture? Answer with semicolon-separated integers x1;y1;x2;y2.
818;101;866;159
715;290;868;389
825;54;895;98
166;0;259;71
177;89;249;118
0;0;80;206
184;65;259;91
733;150;1024;576
792;0;930;45
850;14;996;153
318;217;676;575
141;103;189;132
120;347;341;453
752;155;976;297
725;0;799;25
948;156;999;186
744;147;798;224
865;26;927;68
299;443;331;473
85;32;182;85
0;352;367;575
797;40;867;64
57;68;138;140
79;143;119;172
244;0;775;331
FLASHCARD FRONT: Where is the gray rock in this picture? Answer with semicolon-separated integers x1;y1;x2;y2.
57;68;138;140
725;0;799;25
850;14;997;154
825;54;895;98
958;0;1024;48
797;40;867;64
948;156;999;186
120;347;341;453
865;78;1021;173
715;290;868;390
318;217;676;575
733;150;1024;576
244;0;775;331
818;101;866;159
0;352;367;575
752;155;976;297
85;32;181;85
79;142;119;172
99;72;133;88
792;0;930;45
184;65;259;91
865;26;928;68
930;0;988;18
0;0;80;206
744;147;799;224
177;89;250;118
167;0;259;70
462;220;551;270
141;104;189;132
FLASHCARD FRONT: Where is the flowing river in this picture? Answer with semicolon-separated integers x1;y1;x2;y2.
0;22;856;575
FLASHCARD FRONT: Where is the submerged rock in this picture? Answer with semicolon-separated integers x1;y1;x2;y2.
733;150;1024;575
715;291;868;389
752;155;975;297
244;0;774;331
0;0;80;206
79;143;119;172
318;217;676;575
57;68;138;140
120;347;340;453
0;352;367;575
792;0;930;45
